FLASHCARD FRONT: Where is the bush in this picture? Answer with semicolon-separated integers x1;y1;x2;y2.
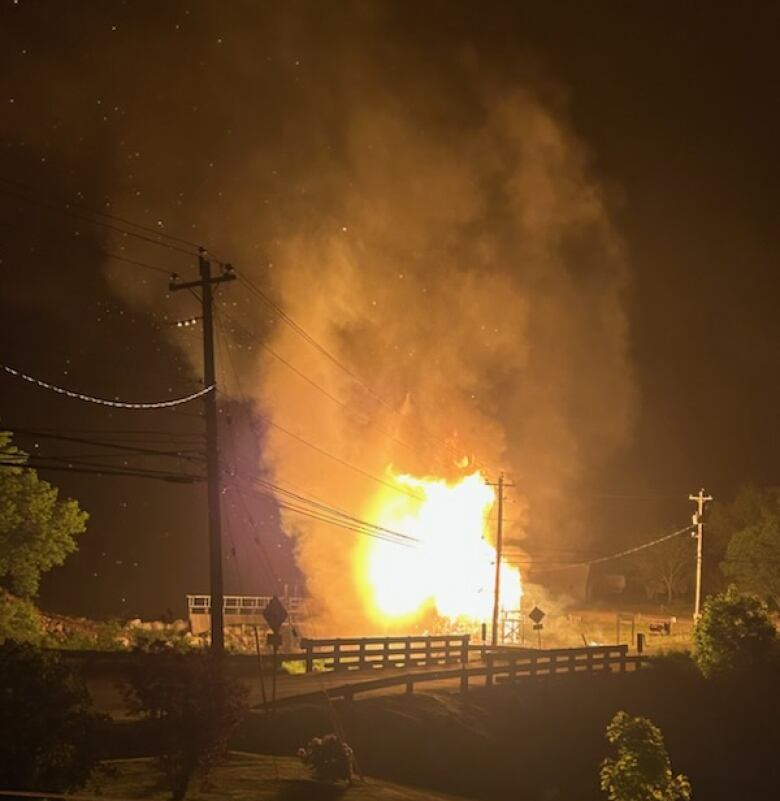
122;650;248;800
0;590;46;645
298;734;355;783
0;641;105;793
600;711;691;801
693;586;778;677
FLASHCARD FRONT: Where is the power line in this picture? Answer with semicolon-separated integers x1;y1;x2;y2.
212;312;424;502
217;305;430;462
237;273;499;474
0;179;198;256
6;428;205;463
527;523;697;573
0;459;202;483
0;175;203;250
1;364;214;409
235;474;418;546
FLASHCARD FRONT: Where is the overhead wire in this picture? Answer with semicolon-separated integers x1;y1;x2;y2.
0;175;203;250
217;304;430;463
236;272;501;476
7;428;205;464
525;523;697;573
213;310;419;550
1;364;214;409
0;459;202;483
0;179;198;256
211;309;425;502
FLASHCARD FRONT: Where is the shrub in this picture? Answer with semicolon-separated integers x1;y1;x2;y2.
122;650;248;800
600;711;691;801
298;734;355;783
693;586;778;677
0;641;105;793
0;590;46;645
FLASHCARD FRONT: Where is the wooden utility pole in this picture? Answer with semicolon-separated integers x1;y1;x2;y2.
689;488;712;620
487;473;514;646
170;250;236;655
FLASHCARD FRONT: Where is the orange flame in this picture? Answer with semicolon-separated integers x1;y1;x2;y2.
359;470;522;627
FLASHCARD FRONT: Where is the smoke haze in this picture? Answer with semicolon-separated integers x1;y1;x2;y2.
1;3;635;626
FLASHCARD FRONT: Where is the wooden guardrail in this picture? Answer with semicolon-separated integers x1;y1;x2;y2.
299;634;470;672
279;644;647;704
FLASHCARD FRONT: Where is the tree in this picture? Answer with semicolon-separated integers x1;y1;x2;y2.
0;432;88;597
721;498;780;609
122;649;248;801
630;534;694;605
0;641;105;793
692;586;777;678
600;711;691;801
708;485;780;595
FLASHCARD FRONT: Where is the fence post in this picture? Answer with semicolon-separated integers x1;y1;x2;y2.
425;636;432;665
358;641;366;670
303;639;313;673
406;677;414;695
460;667;469;694
486;653;494;686
461;634;470;665
383;638;391;668
405;636;412;667
334;641;342;671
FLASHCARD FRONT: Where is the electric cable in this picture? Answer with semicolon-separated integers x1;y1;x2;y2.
1;364;214;409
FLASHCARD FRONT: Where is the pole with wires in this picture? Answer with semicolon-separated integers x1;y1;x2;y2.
689;488;713;620
487;473;514;646
170;250;236;655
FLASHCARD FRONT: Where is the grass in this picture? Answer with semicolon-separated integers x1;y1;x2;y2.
86;752;469;801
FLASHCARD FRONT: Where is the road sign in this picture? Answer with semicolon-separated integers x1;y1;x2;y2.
528;606;546;625
263;595;288;634
533;623;543;631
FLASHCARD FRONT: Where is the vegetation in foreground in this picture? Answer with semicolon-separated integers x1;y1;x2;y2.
88;753;464;801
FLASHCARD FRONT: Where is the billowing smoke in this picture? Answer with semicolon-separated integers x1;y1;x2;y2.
1;3;634;630
243;92;633;631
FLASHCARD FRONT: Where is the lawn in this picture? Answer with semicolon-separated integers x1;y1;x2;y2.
86;752;470;801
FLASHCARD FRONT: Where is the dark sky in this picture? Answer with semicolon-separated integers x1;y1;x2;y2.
0;1;778;618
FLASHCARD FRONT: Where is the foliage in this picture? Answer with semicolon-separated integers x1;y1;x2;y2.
0;589;46;645
130;625;194;652
721;499;780;609
600;711;691;801
708;485;780;595
0;431;89;597
630;533;694;605
122;649;248;800
0;640;105;793
692;586;777;677
298;734;355;783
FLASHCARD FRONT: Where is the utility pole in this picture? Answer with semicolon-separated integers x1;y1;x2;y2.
170;249;236;655
487;473;514;646
689;488;713;620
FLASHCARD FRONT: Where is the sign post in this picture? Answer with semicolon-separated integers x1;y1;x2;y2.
529;606;546;649
263;596;288;716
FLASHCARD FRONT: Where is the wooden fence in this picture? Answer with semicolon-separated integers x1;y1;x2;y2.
282;644;647;704
299;634;470;672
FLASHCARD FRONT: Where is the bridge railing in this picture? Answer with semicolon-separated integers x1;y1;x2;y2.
299;634;470;672
482;644;631;685
280;643;647;704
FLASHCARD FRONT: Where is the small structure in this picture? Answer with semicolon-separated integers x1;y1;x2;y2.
186;593;305;636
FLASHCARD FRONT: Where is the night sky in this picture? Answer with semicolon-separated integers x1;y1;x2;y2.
1;1;778;619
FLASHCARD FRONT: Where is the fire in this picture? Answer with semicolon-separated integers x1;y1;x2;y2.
359;470;522;627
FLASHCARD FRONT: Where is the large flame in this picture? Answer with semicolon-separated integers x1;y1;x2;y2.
359;470;522;628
